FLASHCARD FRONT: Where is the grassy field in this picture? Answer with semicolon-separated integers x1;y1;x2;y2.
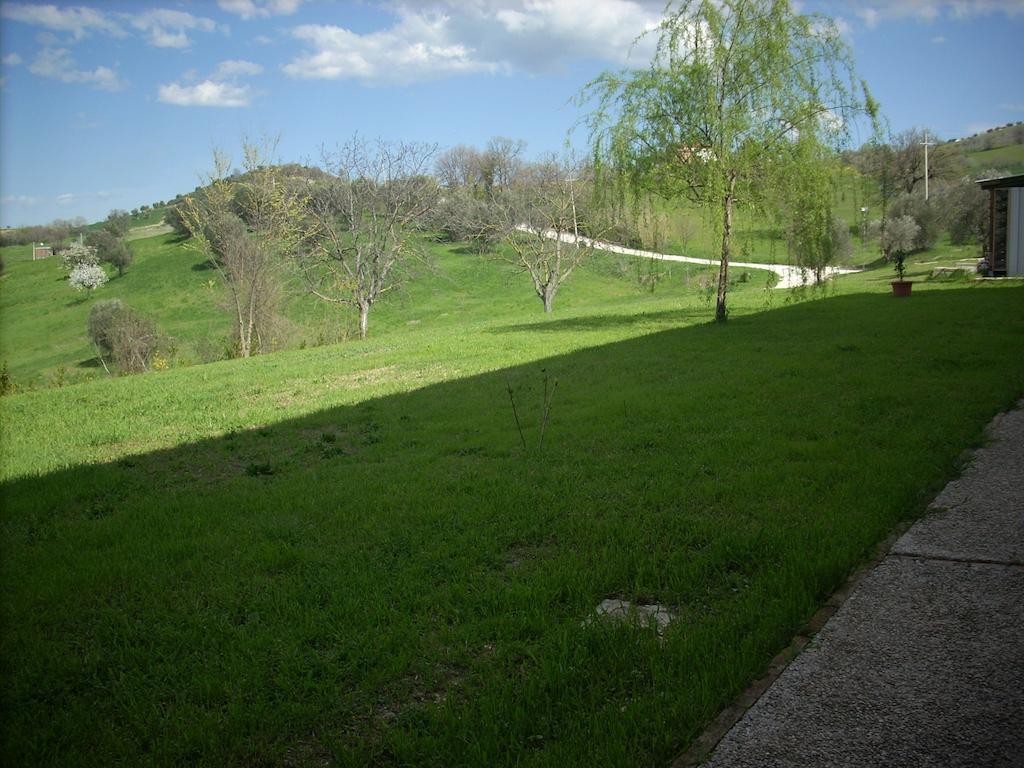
0;198;984;390
1;221;1022;765
963;142;1024;175
1;225;773;389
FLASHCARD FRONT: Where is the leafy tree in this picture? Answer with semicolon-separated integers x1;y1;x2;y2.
87;229;133;276
181;139;308;358
779;131;847;281
581;0;876;320
105;209;131;237
299;137;439;339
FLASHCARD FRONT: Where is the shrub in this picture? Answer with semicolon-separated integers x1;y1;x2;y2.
87;299;125;355
164;203;190;237
86;300;161;373
938;177;988;246
881;215;920;281
889;193;940;250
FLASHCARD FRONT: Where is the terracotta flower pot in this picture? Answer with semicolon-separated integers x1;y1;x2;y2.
891;280;913;297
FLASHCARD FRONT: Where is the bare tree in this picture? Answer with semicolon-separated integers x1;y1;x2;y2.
481;136;526;193
889;128;961;195
299;137;440;339
493;157;598;313
181;139;308;358
435;145;483;190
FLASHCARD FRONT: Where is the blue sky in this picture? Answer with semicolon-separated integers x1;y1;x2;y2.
1;0;1022;227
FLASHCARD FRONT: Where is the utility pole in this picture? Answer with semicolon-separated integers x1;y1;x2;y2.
920;129;934;201
567;175;579;241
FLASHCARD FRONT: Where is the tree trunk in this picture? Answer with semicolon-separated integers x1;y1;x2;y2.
715;186;735;323
358;302;370;339
542;284;555;313
237;319;251;358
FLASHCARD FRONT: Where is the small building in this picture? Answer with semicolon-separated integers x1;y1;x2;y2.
32;243;53;260
977;173;1024;277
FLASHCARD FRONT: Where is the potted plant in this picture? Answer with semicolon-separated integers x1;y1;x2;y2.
883;215;919;297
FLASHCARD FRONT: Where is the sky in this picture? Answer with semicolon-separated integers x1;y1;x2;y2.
0;0;1022;227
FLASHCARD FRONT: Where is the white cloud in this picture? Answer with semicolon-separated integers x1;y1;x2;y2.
1;194;40;206
3;4;219;49
158;59;262;107
1;3;124;39
854;1;1023;26
282;0;663;84
3;53;24;66
29;47;123;90
931;35;946;43
158;80;251;107
129;9;218;49
219;0;304;20
832;16;853;37
53;190;112;205
284;15;496;82
1000;103;1024;112
215;59;263;78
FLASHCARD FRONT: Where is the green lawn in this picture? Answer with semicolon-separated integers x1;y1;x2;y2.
1;229;1022;765
964;142;1024;175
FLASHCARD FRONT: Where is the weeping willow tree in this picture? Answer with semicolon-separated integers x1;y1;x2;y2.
580;0;878;321
781;130;843;284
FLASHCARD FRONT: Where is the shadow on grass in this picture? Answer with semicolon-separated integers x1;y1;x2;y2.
489;307;710;334
1;287;1023;768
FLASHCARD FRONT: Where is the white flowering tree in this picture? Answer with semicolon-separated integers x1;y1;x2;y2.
69;262;108;292
61;241;99;272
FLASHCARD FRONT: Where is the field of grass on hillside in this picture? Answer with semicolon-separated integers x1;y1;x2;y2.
964;143;1024;175
0;202;987;391
1;229;764;389
2;215;1022;766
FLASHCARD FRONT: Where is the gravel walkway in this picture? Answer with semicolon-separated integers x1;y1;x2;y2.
690;401;1024;768
524;227;861;289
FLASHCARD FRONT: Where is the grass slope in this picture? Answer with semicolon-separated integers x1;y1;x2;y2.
0;231;746;389
1;272;1022;765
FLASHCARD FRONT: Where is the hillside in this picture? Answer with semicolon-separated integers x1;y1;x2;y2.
948;121;1024;175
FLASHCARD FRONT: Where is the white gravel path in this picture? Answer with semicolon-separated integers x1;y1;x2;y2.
523;226;862;289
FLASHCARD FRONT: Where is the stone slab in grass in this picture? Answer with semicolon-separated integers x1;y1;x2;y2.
590;598;675;635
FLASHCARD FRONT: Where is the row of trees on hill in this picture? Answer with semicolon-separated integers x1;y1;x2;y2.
168;135;599;356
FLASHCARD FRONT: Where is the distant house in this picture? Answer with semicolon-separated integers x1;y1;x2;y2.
977;173;1024;277
32;243;53;260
